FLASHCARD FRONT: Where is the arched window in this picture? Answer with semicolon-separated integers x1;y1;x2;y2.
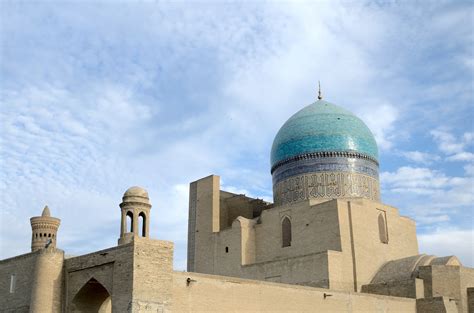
126;211;134;233
282;217;292;247
138;212;146;237
378;213;388;244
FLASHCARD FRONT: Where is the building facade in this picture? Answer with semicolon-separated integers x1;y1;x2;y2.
0;97;473;312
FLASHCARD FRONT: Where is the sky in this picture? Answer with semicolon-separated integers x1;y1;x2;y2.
0;0;473;269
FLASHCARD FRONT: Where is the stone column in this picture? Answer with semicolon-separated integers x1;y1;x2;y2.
133;210;138;235
145;210;150;237
120;210;126;236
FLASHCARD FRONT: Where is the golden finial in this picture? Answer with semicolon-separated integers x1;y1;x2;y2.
318;81;323;100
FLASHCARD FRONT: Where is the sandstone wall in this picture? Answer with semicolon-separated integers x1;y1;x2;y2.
172;271;416;313
0;251;38;312
337;199;419;291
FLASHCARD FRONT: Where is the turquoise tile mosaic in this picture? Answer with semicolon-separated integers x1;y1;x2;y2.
271;100;378;167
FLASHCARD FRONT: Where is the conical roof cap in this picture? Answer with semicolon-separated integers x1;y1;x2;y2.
42;205;51;217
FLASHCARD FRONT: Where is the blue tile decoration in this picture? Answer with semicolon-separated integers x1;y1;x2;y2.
271;100;379;168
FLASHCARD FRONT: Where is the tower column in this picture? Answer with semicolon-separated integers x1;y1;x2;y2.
145;213;150;237
133;210;139;234
120;209;126;235
29;248;64;312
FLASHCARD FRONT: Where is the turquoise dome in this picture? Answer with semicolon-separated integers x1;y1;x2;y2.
271;100;378;167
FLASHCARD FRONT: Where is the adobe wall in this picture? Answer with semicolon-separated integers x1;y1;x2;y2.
419;265;474;313
188;175;420;293
253;199;342;263
65;243;135;311
65;237;173;312
336;199;419;291
171;271;417;313
460;268;474;313
187;175;220;273
131;238;174;311
0;251;38;312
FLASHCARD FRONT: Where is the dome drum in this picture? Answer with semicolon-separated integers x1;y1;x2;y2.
271;151;379;186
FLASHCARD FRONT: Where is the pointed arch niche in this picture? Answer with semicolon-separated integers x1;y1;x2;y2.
126;211;134;233
71;278;111;312
138;212;146;237
282;216;292;247
378;211;389;244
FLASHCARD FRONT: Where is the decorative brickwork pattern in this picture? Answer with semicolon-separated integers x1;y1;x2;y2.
273;171;380;205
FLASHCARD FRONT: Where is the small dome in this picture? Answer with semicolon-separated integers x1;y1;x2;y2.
124;186;149;198
271;100;378;168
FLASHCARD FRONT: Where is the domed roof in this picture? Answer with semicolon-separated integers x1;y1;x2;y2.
271;100;378;167
124;186;149;198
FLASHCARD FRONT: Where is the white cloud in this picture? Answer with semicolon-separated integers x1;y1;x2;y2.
381;166;474;205
431;129;474;161
446;152;474;162
358;104;398;151
1;1;473;271
418;228;473;267
400;150;441;164
381;166;452;194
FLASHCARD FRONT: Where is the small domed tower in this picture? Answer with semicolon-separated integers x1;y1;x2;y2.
118;186;151;245
30;205;61;252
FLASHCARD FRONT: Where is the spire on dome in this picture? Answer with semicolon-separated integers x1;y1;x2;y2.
42;205;51;217
317;81;323;100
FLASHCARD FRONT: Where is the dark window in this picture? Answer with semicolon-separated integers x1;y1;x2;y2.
138;212;146;237
126;211;134;233
225;247;229;253
282;217;292;247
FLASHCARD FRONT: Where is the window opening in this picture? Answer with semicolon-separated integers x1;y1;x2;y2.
378;212;389;244
9;274;16;293
138;212;146;237
282;217;292;247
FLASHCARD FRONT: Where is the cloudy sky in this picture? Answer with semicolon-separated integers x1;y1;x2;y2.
1;0;473;269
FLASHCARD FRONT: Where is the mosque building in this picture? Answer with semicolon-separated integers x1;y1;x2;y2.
1;91;473;312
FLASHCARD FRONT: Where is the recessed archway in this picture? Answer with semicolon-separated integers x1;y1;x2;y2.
138;212;146;237
126;211;134;233
282;216;292;247
71;278;111;313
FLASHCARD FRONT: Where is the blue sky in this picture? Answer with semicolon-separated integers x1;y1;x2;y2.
1;0;473;269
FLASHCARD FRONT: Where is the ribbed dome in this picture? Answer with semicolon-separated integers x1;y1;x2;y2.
271;100;378;168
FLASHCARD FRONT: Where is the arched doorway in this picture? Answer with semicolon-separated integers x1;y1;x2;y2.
71;278;111;312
